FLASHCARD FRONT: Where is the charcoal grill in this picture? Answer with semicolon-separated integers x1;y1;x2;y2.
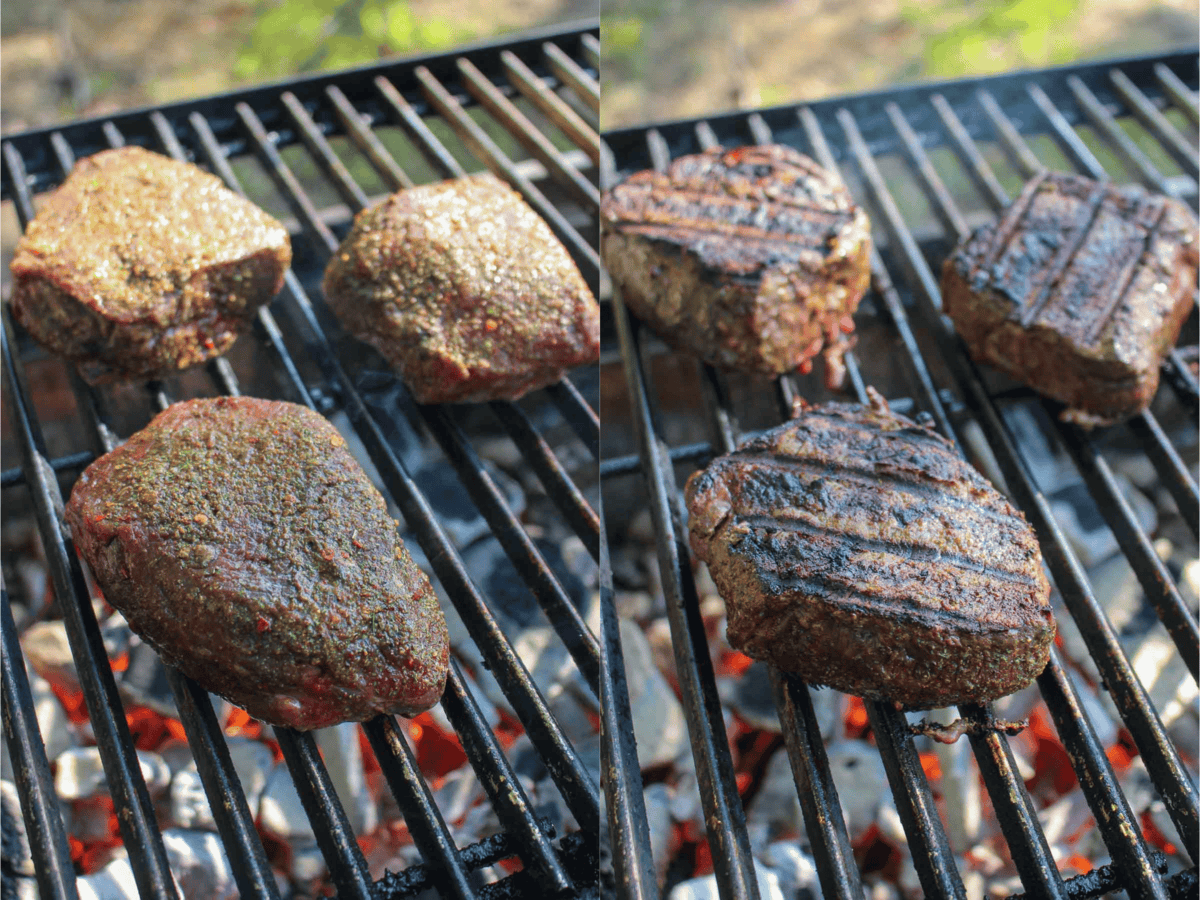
599;50;1200;899
1;20;601;900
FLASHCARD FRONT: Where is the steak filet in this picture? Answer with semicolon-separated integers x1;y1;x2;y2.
322;173;600;405
65;397;448;730
10;146;291;384
941;172;1198;427
685;389;1054;709
600;144;872;385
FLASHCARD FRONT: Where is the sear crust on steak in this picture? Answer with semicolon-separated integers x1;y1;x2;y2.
685;388;1054;709
600;144;872;385
322;173;600;405
942;172;1198;427
10;146;291;384
65;397;449;731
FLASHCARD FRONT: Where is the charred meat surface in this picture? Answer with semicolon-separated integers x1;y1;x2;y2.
942;172;1198;427
65;397;449;730
685;388;1054;709
600;144;872;385
10;146;291;384
322;173;600;405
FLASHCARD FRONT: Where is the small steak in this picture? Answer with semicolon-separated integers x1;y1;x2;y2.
10;146;291;384
322;174;599;404
942;172;1198;427
600;144;872;385
685;389;1054;709
65;397;448;730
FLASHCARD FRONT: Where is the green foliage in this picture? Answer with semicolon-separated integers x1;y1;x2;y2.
236;0;474;80
902;0;1082;79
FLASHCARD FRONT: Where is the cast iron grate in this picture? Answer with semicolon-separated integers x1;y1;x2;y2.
599;50;1200;900
1;20;601;900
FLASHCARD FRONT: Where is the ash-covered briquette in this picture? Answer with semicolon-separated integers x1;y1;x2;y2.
600;144;872;387
9;146;291;384
65;397;449;731
322;173;600;405
942;172;1198;427
684;388;1055;709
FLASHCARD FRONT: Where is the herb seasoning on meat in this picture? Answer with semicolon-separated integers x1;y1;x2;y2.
685;388;1054;709
941;172;1198;427
10;146;291;384
600;144;872;387
65;397;448;730
322;173;600;405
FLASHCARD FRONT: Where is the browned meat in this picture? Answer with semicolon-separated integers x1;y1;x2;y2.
65;397;449;731
685;389;1054;709
600;144;872;386
9;146;291;384
322;174;600;405
942;172;1198;427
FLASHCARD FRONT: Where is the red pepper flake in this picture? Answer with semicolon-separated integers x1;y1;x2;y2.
352;538;364;549
256;616;270;633
93;514;105;523
485;318;498;332
320;547;336;562
202;338;216;350
798;359;814;375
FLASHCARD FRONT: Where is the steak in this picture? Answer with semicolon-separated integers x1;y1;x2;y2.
941;172;1198;427
65;397;449;731
684;388;1054;709
600;144;872;386
10;146;291;384
322;173;600;405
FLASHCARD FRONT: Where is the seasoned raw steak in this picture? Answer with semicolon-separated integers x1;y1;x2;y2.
65;397;448;730
10;146;291;384
600;144;872;386
685;389;1054;709
322;173;599;404
942;172;1198;427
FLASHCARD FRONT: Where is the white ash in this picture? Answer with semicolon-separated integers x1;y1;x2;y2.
169;737;275;831
720;663;844;738
760;840;820;898
55;747;169;801
1038;790;1094;847
668;858;784;900
643;782;674;886
259;761;314;844
77;855;140;900
1;661;76;784
1;780;34;878
1048;474;1156;568
161;828;239;900
314;723;378;836
926;707;981;853
824;741;888;842
618;618;689;768
290;839;328;885
745;747;803;837
427;671;499;735
433;765;485;826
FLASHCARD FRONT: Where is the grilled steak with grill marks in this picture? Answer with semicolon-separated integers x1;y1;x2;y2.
685;388;1054;709
600;144;872;386
942;172;1198;427
322;173;600;405
10;146;291;384
65;397;449;730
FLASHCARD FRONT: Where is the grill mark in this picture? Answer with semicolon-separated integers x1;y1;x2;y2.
737;513;1038;587
1018;182;1111;327
728;452;1016;526
1084;197;1170;342
615;220;831;251
641;186;851;220
986;171;1050;268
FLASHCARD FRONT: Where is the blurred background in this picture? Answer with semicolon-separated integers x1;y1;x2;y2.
0;0;596;133
600;0;1199;128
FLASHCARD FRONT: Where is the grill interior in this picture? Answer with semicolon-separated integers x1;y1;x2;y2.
1;21;601;900
599;51;1199;899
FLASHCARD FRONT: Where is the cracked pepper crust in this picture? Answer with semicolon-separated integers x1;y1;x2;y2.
600;144;872;383
10;146;291;384
65;397;448;730
322;173;600;404
685;389;1054;709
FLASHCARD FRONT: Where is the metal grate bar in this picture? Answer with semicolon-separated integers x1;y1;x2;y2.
541;42;599;118
1154;63;1200;127
457;57;600;213
373;75;466;178
837;103;1199;870
413;66;601;284
1;142;180;899
0;450;94;489
886;101;970;238
977;89;1050;184
1108;70;1200;179
930;94;1010;209
545;379;600;460
1028;83;1109;178
1;587;80;900
1067;76;1172;195
488;400;601;560
885;102;1199;680
326;84;417;191
501;51;601;166
258;91;602;696
282;92;372;210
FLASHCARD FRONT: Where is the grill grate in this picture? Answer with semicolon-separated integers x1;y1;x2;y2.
1;21;601;900
600;50;1199;900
